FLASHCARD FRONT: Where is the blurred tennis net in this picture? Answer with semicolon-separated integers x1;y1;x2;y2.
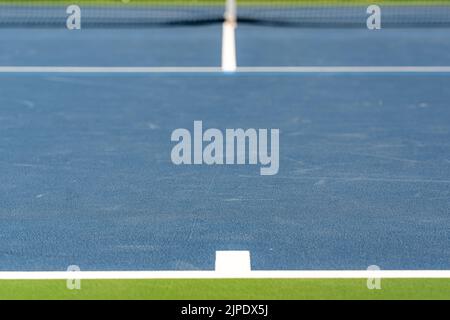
1;0;450;27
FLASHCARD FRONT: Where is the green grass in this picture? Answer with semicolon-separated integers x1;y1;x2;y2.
1;279;449;300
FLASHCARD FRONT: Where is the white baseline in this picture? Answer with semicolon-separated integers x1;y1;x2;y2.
0;270;449;280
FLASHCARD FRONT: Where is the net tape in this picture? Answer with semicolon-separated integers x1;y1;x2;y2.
1;1;450;27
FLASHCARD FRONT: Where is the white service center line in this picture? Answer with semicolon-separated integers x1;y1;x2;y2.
221;21;237;72
221;0;238;72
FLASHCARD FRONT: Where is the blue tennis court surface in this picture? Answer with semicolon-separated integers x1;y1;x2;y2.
1;11;450;272
0;26;221;67
237;26;450;66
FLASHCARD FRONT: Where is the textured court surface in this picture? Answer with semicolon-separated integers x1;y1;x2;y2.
2;27;450;67
0;25;450;274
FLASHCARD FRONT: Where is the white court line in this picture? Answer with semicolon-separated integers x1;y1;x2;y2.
221;21;237;72
215;251;251;274
221;0;237;72
237;66;450;73
1;252;448;279
0;270;450;280
1;66;450;73
0;66;223;73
